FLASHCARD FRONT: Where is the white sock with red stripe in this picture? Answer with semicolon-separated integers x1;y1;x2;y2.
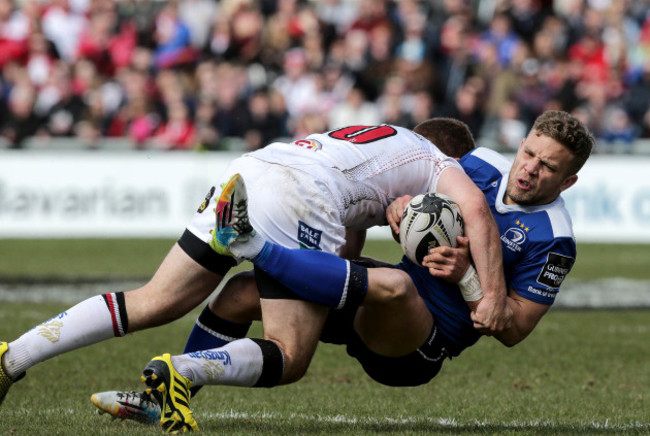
3;293;128;379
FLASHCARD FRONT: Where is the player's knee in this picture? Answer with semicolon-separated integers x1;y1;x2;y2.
280;352;310;384
209;271;261;322
216;271;258;304
270;342;311;384
367;269;414;306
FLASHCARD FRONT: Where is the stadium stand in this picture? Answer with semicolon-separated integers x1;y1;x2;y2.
0;0;648;152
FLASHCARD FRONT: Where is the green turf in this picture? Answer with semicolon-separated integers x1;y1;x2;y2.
1;239;648;281
0;303;648;435
1;239;649;434
0;239;175;280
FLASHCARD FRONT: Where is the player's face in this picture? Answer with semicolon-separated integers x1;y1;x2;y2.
505;132;578;206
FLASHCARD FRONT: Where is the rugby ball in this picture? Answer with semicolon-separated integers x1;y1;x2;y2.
399;193;464;265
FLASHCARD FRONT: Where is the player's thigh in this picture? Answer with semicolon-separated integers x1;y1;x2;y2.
125;243;223;331
355;268;433;357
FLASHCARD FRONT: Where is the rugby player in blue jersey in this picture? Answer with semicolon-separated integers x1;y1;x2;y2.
115;110;592;431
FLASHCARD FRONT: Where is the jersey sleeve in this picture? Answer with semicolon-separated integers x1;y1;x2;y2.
508;236;576;305
459;148;505;191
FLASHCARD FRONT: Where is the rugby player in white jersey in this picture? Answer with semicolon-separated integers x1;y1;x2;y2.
89;111;591;432
0;118;509;432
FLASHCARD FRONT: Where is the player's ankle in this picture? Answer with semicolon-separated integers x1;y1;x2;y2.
2;342;31;379
231;233;266;259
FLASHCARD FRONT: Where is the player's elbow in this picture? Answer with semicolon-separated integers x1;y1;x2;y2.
497;337;519;348
495;330;528;347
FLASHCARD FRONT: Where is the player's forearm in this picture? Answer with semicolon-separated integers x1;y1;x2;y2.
462;196;507;300
436;168;508;313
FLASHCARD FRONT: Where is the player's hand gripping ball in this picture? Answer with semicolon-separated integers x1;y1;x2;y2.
399;193;464;265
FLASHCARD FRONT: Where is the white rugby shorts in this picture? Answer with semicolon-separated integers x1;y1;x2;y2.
185;155;347;258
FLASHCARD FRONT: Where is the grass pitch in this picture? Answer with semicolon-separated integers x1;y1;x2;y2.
0;239;648;281
0;239;649;435
1;306;648;435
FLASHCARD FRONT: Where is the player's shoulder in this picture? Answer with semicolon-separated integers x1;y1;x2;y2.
502;196;575;242
543;198;575;240
460;147;512;174
459;147;510;189
529;194;574;240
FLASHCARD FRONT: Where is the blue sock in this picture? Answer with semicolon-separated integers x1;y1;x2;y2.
253;242;368;309
184;305;251;396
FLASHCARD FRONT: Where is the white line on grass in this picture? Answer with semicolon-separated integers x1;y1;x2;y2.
199;410;650;431
4;409;648;431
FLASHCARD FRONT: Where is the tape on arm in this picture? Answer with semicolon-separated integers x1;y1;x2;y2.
458;265;483;302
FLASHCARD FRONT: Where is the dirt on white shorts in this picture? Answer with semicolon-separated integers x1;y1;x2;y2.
185;155;347;259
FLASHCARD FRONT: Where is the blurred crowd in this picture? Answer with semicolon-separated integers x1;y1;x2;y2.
0;0;649;152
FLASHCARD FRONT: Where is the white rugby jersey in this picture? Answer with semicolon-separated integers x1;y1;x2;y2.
248;124;461;230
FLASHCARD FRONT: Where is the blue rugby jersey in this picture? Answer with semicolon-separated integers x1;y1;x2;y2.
398;147;576;356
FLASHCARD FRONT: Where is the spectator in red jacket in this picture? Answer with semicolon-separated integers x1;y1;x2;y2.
148;100;195;150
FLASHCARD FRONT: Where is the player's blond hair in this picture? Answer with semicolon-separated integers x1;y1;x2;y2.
531;111;594;174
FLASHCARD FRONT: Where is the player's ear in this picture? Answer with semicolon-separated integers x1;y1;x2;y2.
560;174;578;192
518;138;525;149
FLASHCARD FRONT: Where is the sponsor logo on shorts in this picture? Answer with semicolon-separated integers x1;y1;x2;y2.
298;221;322;250
536;252;575;289
292;139;322;151
197;186;216;213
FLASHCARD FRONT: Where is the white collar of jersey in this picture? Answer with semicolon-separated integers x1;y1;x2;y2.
494;172;566;214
